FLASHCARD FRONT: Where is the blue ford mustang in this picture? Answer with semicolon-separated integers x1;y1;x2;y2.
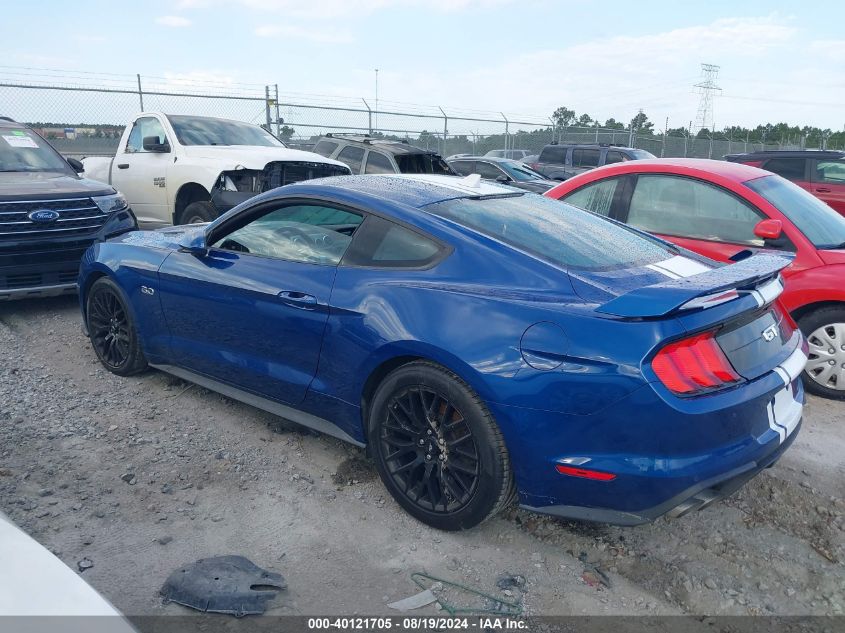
79;174;807;530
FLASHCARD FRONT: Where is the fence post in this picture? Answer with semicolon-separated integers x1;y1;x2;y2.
274;84;281;137
628;125;634;147
548;118;555;144
265;86;272;132
137;74;144;111
501;113;509;152
362;99;372;134
439;107;448;157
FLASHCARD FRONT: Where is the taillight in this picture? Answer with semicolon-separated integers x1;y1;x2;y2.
774;301;796;339
652;331;741;394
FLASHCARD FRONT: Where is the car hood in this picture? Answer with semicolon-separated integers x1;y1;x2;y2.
179;145;348;171
115;223;207;251
0;171;114;201
817;247;845;265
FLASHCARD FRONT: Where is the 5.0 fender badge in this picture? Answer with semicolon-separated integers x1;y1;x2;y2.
141;286;155;296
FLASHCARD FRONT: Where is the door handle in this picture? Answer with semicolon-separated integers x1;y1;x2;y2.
117;163;129;169
277;291;318;309
816;187;831;193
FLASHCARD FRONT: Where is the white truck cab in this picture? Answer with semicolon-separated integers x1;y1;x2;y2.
83;113;350;228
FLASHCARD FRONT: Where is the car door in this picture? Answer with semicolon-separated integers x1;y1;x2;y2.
157;200;364;405
112;116;171;227
570;148;600;176
620;174;768;263
810;158;845;216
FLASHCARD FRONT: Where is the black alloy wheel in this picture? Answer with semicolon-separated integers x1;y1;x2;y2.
86;277;148;376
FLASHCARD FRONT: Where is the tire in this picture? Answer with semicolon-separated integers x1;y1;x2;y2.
368;361;515;531
798;306;845;400
86;277;148;377
178;200;217;225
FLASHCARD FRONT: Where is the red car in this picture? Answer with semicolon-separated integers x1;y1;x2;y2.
725;150;845;216
546;158;845;399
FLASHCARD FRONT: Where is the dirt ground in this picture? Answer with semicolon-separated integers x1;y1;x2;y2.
0;295;843;619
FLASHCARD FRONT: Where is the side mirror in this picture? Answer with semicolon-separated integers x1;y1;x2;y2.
66;157;84;173
178;231;208;257
496;175;510;183
142;136;170;153
753;218;783;241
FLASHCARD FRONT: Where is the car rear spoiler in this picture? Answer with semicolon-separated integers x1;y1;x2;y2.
597;253;792;318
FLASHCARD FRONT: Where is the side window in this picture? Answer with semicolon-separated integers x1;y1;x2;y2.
125;117;167;153
763;158;805;181
475;161;505;180
572;148;600;168
212;204;363;265
627;175;763;245
449;160;474;176
343;216;444;268
540;146;567;164
561;178;620;217
605;151;625;165
364;151;394;174
814;160;845;184
312;140;338;157
336;146;365;173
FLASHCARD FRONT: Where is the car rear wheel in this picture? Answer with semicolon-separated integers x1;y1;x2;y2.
368;361;515;531
86;277;147;376
178;200;217;225
799;307;845;400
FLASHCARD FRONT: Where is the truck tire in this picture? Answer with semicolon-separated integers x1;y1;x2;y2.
178;200;217;225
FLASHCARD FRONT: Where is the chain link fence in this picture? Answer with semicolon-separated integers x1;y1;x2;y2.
0;68;814;161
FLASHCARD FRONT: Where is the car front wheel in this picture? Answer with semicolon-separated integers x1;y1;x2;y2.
799;306;845;400
368;361;515;531
86;277;148;376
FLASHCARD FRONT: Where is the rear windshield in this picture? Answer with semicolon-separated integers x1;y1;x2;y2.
396;153;453;175
0;128;72;173
744;175;845;249
426;194;677;271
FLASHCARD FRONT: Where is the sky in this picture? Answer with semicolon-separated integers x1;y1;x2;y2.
1;0;844;132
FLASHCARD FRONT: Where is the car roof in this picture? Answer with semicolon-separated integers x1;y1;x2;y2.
320;134;434;155
448;156;525;165
0;117;26;129
727;149;845;160
562;158;772;184
283;174;518;209
543;143;637;151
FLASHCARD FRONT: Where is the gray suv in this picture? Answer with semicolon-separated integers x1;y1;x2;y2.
526;143;654;181
312;134;455;176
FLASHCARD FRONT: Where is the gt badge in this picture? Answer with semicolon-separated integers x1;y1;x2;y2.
761;324;778;342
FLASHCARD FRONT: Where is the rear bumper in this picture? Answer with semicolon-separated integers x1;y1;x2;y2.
521;420;800;525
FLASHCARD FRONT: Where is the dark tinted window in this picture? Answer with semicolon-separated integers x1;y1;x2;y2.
745;175;845;248
427;194;676;271
343;215;443;268
213;204;363;265
562;178;620;217
395;153;452;174
814;159;845;184
627;175;763;245
763;158;805;181
475;161;505;180
449;160;475;176
313;140;338;157
364;151;394;174
605;151;626;164
540;146;568;164
572;148;600;168
337;146;365;173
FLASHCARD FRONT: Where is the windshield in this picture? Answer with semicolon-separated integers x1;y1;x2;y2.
629;149;656;159
167;116;284;147
426;193;676;271
500;161;546;181
744;175;845;249
0;128;73;173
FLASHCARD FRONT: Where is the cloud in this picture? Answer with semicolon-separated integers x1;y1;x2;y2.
156;15;193;27
178;0;511;18
810;39;845;62
254;24;353;43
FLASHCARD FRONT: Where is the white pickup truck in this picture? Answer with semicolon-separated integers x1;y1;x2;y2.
83;113;350;228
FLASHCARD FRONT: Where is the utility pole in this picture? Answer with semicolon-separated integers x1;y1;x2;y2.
693;63;721;136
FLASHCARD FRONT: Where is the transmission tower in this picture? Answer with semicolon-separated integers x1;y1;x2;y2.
693;63;721;134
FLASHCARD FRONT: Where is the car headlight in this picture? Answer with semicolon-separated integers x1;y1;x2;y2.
92;193;128;214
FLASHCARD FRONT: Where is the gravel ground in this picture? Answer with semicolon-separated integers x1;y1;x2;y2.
0;296;843;618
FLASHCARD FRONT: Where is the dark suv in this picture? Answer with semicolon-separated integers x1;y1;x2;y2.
526;143;654;181
312;134;455;175
725;150;845;217
0;118;137;300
